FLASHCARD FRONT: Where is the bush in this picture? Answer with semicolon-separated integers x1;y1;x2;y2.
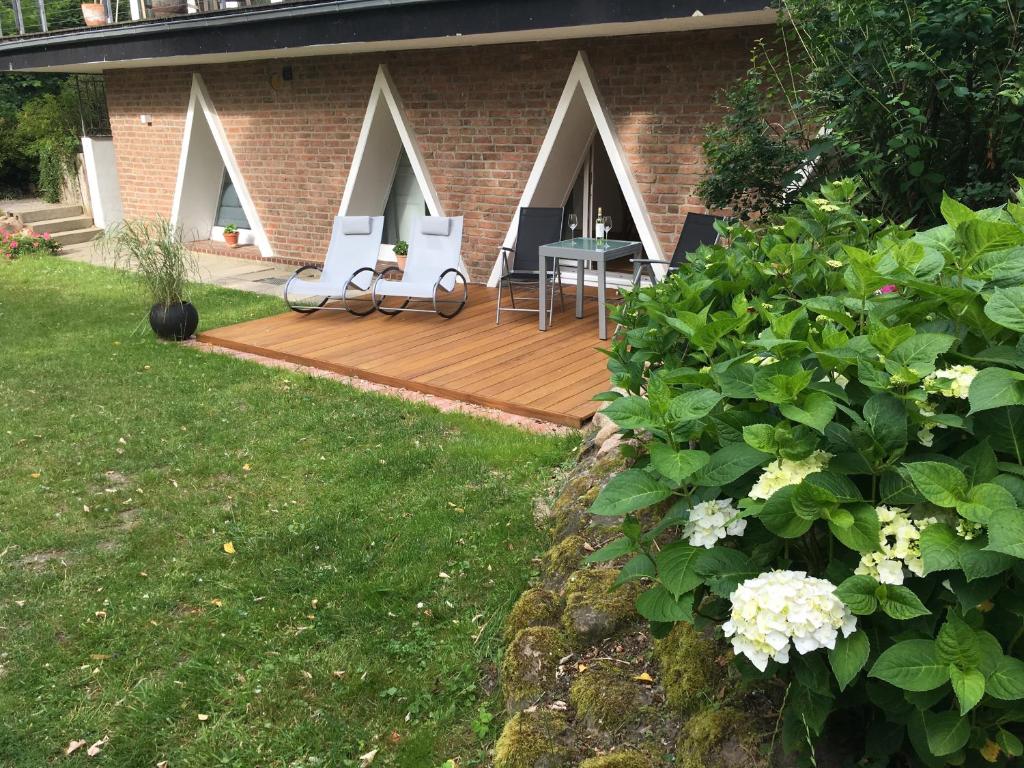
1;230;61;260
591;179;1024;765
700;0;1024;224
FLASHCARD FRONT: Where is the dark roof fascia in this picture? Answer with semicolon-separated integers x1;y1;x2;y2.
0;0;773;72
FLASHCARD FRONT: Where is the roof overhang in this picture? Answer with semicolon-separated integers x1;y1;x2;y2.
0;0;775;74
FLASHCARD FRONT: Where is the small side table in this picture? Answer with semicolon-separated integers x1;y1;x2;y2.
538;238;641;340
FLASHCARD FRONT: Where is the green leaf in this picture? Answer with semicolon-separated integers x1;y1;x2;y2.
984;507;1024;559
957;483;1018;524
903;462;968;507
974;406;1024;463
690;443;769;487
590;469;672;517
987;656;1024;700
829;503;881;553
600;396;653;430
863;392;908;455
759;485;814;538
836;575;880;615
648;445;710;485
941;193;976;227
997;728;1024;757
753;368;813;404
869;640;950;691
613;553;656;587
923;710;970;756
695;547;756;596
919;523;962;574
792;480;837;520
959;538;1015;581
886;334;955;378
936;613;982;669
654;542;703;597
869;323;916;355
949;666;985;715
779;391;836;433
985;286;1024;333
667;389;724;423
829;631;870;691
878;585;930;620
742;423;777;454
968;367;1024;414
584;536;634;564
635;585;694;623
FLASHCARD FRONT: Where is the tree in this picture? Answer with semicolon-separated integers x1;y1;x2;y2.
699;0;1024;225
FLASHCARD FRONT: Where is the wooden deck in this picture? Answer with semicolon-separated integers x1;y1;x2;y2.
197;285;612;427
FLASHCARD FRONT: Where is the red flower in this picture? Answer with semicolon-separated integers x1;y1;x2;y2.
877;284;897;295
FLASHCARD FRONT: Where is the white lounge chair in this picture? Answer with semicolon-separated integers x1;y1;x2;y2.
283;215;384;315
371;216;468;318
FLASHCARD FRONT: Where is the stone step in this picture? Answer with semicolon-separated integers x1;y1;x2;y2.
18;205;83;224
54;227;102;246
29;215;95;234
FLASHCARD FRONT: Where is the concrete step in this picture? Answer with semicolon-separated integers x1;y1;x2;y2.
30;215;95;234
54;227;102;247
19;205;83;224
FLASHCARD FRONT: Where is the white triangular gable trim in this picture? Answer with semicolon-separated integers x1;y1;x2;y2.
340;64;443;219
170;73;272;258
487;51;664;286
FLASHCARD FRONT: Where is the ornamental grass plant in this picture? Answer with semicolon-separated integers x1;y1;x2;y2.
591;179;1024;765
98;217;197;306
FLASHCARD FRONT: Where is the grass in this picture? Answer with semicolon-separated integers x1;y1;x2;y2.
0;257;577;767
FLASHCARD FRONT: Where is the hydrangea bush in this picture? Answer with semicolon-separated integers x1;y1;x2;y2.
1;229;60;260
590;180;1024;765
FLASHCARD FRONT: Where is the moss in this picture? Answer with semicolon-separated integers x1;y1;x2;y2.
500;626;568;712
561;568;640;647
569;661;647;730
550;451;631;538
504;588;562;641
677;706;764;768
541;534;587;588
654;622;721;713
493;710;570;768
578;752;652;768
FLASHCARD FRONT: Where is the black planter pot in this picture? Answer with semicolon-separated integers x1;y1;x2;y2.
149;301;199;341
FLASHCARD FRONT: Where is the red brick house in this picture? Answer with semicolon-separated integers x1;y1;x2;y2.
0;0;775;285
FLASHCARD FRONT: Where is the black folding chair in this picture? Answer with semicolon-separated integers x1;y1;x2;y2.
495;207;566;324
631;212;723;285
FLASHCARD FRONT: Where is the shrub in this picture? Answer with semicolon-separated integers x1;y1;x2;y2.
98;218;197;306
1;230;61;260
700;0;1024;224
591;179;1024;765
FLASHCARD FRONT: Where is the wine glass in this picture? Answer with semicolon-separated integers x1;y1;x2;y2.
568;213;578;243
603;215;613;240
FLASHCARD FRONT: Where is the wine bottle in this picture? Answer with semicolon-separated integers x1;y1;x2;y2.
595;207;605;243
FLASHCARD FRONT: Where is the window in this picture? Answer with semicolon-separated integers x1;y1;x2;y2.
214;172;251;231
382;150;428;245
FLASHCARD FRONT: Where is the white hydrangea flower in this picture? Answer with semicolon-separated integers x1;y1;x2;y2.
683;499;746;549
956;520;982;541
923;365;978;400
722;570;856;672
914;398;947;447
748;451;832;500
854;506;937;585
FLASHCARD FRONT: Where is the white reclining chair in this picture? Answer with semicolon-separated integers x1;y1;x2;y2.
371;216;468;319
283;215;384;315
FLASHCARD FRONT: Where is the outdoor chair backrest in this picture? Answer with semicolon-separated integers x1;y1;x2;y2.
406;216;464;291
321;215;385;289
670;212;723;269
509;207;564;274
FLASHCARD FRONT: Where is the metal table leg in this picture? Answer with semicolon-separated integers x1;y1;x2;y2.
576;259;585;319
538;253;547;331
598;255;607;340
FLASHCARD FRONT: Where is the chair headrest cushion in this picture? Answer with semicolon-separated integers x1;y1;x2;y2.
340;216;372;235
420;216;451;237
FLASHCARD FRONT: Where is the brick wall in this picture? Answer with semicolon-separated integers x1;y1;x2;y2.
105;27;767;281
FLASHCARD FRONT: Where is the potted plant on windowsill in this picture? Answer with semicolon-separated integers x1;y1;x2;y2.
80;3;107;27
222;224;240;248
99;218;200;342
393;239;408;272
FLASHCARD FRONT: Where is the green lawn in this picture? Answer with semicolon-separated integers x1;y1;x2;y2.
0;257;576;767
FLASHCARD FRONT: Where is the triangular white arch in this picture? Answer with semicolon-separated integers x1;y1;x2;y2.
339;64;443;220
170;73;272;258
487;51;664;286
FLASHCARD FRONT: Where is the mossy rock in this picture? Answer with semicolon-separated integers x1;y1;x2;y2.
569;660;651;731
578;751;652;768
505;588;562;641
677;706;767;768
541;534;587;590
654;622;721;713
493;710;571;768
561;568;640;648
500;626;568;712
550;451;631;539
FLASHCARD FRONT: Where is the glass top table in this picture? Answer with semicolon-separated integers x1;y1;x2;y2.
537;238;642;340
